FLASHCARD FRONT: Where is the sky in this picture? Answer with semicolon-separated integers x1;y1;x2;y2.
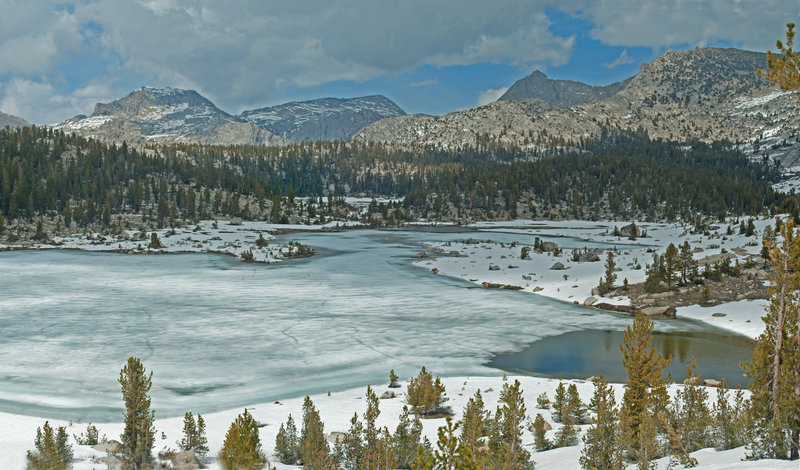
0;1;797;125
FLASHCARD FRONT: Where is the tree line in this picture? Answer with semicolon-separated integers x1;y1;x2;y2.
0;126;788;237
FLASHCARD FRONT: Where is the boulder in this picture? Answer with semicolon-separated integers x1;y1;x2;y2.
584;296;598;306
641;306;677;317
92;440;122;454
327;431;347;445
703;379;722;387
489;264;500;271
431;268;439;274
168;450;201;470
618;223;637;238
380;391;396;399
532;286;543;292
550;262;566;270
578;251;601;262
541;241;558;252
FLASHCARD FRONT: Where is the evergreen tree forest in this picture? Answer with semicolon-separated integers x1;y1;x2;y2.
0;125;788;240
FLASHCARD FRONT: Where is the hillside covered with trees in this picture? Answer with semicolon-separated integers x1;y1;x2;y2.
0;125;789;241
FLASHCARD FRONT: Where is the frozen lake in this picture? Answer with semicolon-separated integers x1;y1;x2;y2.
0;229;751;421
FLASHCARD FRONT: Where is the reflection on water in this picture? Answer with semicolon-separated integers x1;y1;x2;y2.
488;329;754;388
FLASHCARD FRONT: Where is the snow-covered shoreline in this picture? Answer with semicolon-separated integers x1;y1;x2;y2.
1;375;793;470
414;219;773;340
0;219;364;264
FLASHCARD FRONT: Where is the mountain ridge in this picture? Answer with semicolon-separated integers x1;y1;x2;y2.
498;70;632;107
355;47;800;165
240;95;405;142
0;111;31;129
56;86;284;146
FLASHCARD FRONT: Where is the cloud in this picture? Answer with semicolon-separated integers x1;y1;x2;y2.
0;77;121;125
604;49;635;68
476;87;508;107
408;79;439;88
0;1;795;123
560;0;798;51
0;0;578;122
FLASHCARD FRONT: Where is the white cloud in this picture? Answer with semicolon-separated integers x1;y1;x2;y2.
604;49;635;68
0;78;121;125
0;1;795;123
408;80;439;88
476;87;509;107
561;0;798;51
70;1;574;112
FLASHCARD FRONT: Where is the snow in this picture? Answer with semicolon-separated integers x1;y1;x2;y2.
0;375;792;470
7;219;363;264
59;115;113;130
416;218;775;339
733;91;792;109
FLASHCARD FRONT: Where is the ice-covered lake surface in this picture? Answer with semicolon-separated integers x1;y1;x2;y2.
0;228;751;421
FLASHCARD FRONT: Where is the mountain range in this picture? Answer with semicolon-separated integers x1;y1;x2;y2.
53;90;405;146
4;46;799;165
240;95;405;142
497;70;632;107
355;47;800;165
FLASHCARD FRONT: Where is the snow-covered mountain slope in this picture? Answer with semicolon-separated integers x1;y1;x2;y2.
56;87;284;146
240;95;405;142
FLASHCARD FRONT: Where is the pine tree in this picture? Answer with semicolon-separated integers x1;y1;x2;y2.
758;23;800;98
375;426;397;470
552;382;566;422
275;414;300;465
338;413;364;470
179;412;197;451
434;417;460;470
118;356;155;470
491;379;533;469
148;232;162;249
394;405;423;468
407;367;449;417
670;358;713;458
363;385;382;469
390;369;401;388
667;359;708;467
742;219;800;460
409;442;435;470
26;421;72;470
218;409;267;470
566;383;587;424
580;375;622;470
459;390;490;465
711;379;747;450
195;414;208;457
664;243;679;288
619;313;671;467
532;413;553;452
300;396;332;469
598;249;617;294
678;241;697;285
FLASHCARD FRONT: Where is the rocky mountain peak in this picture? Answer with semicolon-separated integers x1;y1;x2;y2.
240;94;405;142
498;70;631;107
56;86;283;147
